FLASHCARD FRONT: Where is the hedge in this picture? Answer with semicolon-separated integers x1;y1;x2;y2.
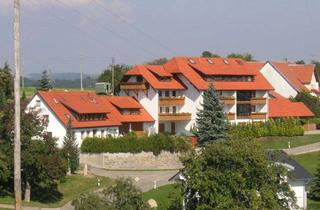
229;118;304;139
80;133;192;155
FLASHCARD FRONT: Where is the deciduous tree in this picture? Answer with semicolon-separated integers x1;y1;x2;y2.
201;51;220;58
181;140;297;210
227;53;254;61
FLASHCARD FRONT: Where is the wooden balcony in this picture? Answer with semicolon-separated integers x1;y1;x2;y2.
251;97;267;105
159;97;185;106
251;112;267;120
220;97;235;105
227;112;235;121
120;82;147;91
159;113;192;121
237;100;251;105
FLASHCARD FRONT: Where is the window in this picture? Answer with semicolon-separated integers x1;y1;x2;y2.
81;131;85;139
251;105;256;113
43;115;49;122
207;59;214;64
172;106;177;113
223;59;229;65
159;91;163;98
172;91;176;97
136;76;143;83
189;59;195;64
165;91;170;97
35;99;41;107
93;129;97;137
165;107;170;113
160;107;163;113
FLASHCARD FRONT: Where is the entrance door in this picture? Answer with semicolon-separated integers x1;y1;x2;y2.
171;122;176;134
159;123;165;133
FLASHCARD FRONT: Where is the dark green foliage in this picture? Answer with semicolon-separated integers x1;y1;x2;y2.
227;52;254;61
97;64;130;90
21;90;27;101
73;178;147;210
62;119;79;174
0;63;13;108
312;61;320;82
72;193;111;210
81;133;191;155
229;118;304;139
167;186;183;210
310;156;320;201
38;70;52;91
104;178;147;210
292;91;320;117
295;60;306;64
147;57;168;65
181;140;297;210
201;51;220;58
193;84;228;143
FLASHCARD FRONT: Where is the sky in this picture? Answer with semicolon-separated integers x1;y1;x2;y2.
1;0;320;75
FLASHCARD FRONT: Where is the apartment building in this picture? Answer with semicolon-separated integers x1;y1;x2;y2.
27;91;154;147
119;57;314;136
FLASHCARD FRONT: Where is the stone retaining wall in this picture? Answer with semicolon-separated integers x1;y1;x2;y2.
80;152;183;170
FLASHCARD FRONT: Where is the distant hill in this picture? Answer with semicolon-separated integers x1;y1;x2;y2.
24;72;98;89
26;72;98;80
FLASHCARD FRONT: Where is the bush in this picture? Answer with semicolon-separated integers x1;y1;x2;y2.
229;118;304;139
81;133;192;155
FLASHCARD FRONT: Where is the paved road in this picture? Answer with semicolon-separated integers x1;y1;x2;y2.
283;142;320;155
89;167;179;192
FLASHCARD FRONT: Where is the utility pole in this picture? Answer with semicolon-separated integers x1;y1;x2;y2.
111;57;115;95
13;0;22;209
80;55;84;91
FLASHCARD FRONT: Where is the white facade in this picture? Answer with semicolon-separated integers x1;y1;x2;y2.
289;180;308;209
260;63;298;98
27;95;119;147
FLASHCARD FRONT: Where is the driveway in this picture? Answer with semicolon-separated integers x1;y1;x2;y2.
89;167;179;192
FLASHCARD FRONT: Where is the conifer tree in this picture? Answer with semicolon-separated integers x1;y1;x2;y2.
62;118;79;174
38;70;52;91
310;158;320;200
193;84;228;143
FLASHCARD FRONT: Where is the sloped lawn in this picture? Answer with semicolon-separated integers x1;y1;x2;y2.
0;175;112;208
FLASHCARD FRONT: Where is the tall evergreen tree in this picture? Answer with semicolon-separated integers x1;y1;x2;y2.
62;118;79;174
310;157;320;200
193;84;228;143
38;70;52;91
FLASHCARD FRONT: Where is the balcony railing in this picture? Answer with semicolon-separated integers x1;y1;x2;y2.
251;97;267;105
226;112;235;121
220;96;235;105
159;97;185;106
159;113;192;121
237;112;267;120
120;82;147;91
251;112;267;120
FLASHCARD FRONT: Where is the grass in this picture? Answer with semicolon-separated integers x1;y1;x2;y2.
22;87;95;98
143;184;180;209
0;175;112;208
258;134;320;150
292;152;320;175
308;199;320;210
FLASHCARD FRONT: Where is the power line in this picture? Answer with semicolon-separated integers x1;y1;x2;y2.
53;0;160;58
92;0;175;55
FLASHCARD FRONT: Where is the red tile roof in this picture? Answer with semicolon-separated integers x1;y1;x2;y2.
37;91;154;129
270;62;314;91
269;97;314;118
125;65;185;90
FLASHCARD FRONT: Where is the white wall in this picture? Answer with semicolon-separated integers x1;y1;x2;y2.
305;74;319;90
289;180;307;209
260;63;298;98
26;95;67;147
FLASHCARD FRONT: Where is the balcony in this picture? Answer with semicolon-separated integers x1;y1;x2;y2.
159;97;185;106
251;112;267;120
251;97;267;105
226;112;235;121
120;82;148;91
220;96;235;105
159;113;192;121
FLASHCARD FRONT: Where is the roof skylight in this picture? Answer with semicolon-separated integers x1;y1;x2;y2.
223;59;229;65
207;59;214;64
189;59;196;64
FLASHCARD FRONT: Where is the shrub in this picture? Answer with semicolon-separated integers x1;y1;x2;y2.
81;133;192;155
229;118;304;139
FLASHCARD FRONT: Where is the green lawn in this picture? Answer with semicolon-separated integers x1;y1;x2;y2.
292;151;319;175
0;175;112;208
258;134;320;150
22;87;95;98
308;199;320;210
143;184;180;209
